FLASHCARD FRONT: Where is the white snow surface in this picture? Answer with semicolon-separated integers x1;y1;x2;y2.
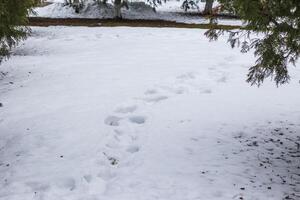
0;27;300;200
33;1;243;26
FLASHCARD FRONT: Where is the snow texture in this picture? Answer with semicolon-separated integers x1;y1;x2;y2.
0;27;299;200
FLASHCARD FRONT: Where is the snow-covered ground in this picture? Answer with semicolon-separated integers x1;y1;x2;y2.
0;27;300;200
41;0;209;12
33;1;243;26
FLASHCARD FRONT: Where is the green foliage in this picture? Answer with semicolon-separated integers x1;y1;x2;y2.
0;0;34;63
206;0;300;86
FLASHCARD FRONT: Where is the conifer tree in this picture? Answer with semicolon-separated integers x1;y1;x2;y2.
0;0;34;63
206;0;300;85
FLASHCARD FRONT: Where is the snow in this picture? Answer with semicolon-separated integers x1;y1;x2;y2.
33;1;244;26
0;26;299;200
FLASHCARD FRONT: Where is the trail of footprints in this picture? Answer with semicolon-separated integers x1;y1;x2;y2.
1;71;230;197
22;72;227;199
1;71;228;197
102;71;228;166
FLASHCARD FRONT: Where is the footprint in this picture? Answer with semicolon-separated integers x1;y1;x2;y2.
115;105;137;114
190;137;199;142
145;89;158;95
144;95;168;103
129;116;146;124
104;116;122;126
126;145;140;153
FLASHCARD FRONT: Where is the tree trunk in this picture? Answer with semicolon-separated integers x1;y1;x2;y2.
203;0;214;15
73;0;80;13
114;0;122;19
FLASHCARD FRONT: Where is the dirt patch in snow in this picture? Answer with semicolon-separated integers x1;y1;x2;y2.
28;17;240;29
231;122;300;199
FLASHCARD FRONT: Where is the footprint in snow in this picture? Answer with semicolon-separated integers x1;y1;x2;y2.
104;116;122;126
126;145;140;153
143;95;168;103
129;116;146;124
115;105;137;114
144;89;158;95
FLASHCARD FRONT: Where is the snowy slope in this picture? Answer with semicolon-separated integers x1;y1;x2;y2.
0;27;299;200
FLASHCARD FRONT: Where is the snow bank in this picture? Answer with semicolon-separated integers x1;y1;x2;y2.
33;1;154;19
33;1;244;26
